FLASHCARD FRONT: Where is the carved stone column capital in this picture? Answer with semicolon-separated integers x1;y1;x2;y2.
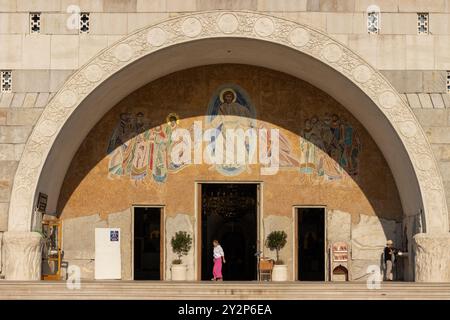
3;231;43;280
414;233;450;282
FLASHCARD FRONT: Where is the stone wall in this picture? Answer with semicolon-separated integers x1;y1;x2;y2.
2;1;450;73
61;209;133;280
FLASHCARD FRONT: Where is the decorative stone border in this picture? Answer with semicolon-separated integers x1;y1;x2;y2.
8;11;449;234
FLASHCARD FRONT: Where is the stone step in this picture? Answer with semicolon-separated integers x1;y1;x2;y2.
1;281;450;299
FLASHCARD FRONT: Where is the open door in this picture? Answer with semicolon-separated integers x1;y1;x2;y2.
133;207;163;280
200;183;258;281
297;207;325;281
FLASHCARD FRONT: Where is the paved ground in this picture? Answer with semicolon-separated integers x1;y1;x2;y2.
0;281;449;300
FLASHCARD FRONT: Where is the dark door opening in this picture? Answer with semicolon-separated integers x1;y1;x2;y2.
201;183;258;281
297;207;325;281
134;207;162;280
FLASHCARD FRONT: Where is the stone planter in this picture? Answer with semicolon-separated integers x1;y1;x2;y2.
272;264;288;281
171;264;188;281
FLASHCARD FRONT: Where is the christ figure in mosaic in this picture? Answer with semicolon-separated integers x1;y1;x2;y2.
207;87;256;176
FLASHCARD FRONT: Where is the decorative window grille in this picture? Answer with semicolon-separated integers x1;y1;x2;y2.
30;12;41;34
417;13;429;34
79;12;90;34
367;12;379;34
447;71;450;93
367;5;381;34
1;70;12;93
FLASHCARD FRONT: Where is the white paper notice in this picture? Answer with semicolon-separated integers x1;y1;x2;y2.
95;228;121;280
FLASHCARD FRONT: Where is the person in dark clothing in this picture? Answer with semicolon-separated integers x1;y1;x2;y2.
384;240;401;281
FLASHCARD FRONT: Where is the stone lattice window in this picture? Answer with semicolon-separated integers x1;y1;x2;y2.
367;5;380;35
1;70;12;93
447;71;450;93
30;12;41;34
417;13;429;34
367;11;380;34
79;12;90;34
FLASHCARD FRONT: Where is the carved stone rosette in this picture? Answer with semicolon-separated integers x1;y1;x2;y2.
414;233;450;282
3;231;43;280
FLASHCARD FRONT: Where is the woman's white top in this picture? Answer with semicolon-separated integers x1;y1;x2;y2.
213;245;225;259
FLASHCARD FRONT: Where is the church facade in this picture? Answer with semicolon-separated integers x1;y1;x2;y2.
0;1;450;283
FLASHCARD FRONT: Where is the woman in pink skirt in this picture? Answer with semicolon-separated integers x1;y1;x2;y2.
212;239;226;281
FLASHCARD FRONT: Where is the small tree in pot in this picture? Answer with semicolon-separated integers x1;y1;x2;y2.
171;231;192;264
266;230;287;264
265;230;288;281
170;231;192;281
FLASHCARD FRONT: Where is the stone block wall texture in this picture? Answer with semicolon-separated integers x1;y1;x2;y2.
1;1;450;275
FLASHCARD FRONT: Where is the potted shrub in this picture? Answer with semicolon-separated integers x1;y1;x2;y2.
266;230;288;281
170;231;192;281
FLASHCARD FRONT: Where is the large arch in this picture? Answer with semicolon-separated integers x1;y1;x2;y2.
4;11;450;281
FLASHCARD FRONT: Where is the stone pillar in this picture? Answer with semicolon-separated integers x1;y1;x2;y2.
413;233;450;282
3;231;43;280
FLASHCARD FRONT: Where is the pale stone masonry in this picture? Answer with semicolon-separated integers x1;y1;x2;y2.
0;1;450;280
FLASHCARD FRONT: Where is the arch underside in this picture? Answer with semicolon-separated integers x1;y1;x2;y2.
8;11;448;234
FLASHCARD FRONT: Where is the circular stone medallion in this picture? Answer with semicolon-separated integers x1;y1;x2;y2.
416;154;434;171
399;121;418;138
36;119;59;137
84;64;103;83
218;13;239;34
322;43;343;63
114;43;134;62
352;65;372;83
254;17;275;37
181;17;202;37
59;90;77;108
147;27;167;47
379;91;398;109
289;27;310;47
